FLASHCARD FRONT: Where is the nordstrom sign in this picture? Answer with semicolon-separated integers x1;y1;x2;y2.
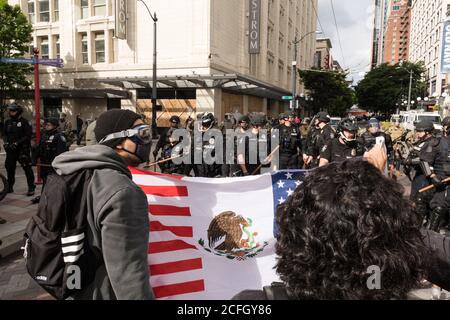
115;0;127;40
249;0;261;54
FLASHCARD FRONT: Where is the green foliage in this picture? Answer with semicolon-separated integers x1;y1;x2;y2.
0;1;33;107
298;69;354;116
355;62;426;114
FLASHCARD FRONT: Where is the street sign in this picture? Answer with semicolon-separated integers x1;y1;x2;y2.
0;57;34;64
282;96;293;100
38;58;64;68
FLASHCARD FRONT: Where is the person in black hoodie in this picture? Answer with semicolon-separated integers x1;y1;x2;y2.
52;109;154;300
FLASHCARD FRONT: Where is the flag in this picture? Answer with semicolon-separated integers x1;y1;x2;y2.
130;167;309;300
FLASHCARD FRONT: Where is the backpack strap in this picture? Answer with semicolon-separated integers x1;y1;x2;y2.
263;282;291;300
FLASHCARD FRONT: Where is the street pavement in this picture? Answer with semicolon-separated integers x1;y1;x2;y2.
0;146;448;300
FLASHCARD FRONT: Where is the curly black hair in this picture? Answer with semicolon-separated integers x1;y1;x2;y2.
275;160;429;300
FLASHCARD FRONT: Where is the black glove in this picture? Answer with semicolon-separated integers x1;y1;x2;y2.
152;150;158;158
10;142;18;150
431;176;445;189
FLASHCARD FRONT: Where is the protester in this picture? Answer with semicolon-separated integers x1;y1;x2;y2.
52;109;154;300
59;113;74;148
233;159;429;300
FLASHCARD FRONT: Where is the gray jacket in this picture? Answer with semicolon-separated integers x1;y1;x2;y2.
53;145;153;300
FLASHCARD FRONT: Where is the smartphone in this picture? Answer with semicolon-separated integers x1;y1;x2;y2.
376;136;385;146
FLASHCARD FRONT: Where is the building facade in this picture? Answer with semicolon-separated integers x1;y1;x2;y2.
7;0;318;126
383;0;411;65
371;0;390;68
409;0;450;97
314;38;333;70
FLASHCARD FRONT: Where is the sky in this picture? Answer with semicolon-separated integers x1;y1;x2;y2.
317;0;373;84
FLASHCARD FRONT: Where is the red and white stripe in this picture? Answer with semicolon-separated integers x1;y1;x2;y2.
130;167;205;300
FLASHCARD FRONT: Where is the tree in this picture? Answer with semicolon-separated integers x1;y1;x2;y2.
355;62;426;114
0;0;33;113
298;69;354;116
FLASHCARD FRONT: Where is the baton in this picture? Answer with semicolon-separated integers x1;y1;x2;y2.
419;177;450;193
144;154;183;168
251;145;280;175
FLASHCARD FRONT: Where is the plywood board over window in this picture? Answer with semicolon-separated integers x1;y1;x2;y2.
136;99;197;128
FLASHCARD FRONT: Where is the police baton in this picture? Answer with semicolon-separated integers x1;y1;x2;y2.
251;145;280;175
143;155;183;169
419;177;450;193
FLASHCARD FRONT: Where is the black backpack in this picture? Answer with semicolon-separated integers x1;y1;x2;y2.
23;169;102;300
263;282;293;300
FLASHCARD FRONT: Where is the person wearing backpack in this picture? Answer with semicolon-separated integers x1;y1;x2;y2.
25;109;154;300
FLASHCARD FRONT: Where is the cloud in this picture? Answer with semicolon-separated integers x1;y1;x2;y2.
317;0;373;84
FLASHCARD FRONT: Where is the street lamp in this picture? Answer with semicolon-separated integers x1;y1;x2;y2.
291;30;322;111
137;0;158;137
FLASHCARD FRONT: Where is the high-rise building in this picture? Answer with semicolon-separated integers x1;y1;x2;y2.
371;0;390;68
409;0;450;97
7;0;318;125
383;0;411;65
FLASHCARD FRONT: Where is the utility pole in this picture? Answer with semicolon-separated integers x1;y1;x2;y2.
407;69;413;111
291;38;298;112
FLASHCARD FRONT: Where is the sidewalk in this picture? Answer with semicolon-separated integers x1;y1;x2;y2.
0;181;42;260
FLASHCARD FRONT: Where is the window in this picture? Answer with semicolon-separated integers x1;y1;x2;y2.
39;0;50;22
28;0;35;23
54;0;59;21
40;37;49;59
93;0;106;16
81;0;89;19
54;36;60;58
81;34;88;64
94;32;105;63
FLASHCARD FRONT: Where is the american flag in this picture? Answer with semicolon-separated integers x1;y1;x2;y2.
130;167;309;300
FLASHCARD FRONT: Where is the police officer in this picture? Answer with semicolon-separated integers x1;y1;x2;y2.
359;118;395;171
427;117;450;233
158;127;186;175
3;103;36;196
194;112;222;177
319;118;364;166
304;112;334;168
30;118;68;204
35;118;68;184
230;115;252;176
153;115;181;160
405;120;448;228
237;113;269;176
273;113;301;170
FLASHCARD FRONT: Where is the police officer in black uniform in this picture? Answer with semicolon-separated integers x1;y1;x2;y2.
405;120;449;228
3;103;36;196
237;113;269;176
153;115;181;160
427;117;450;233
158;127;186;175
359;118;395;170
319;118;364;166
194;112;222;177
34;118;68;184
30;118;68;204
304;112;334;168
272;113;301;170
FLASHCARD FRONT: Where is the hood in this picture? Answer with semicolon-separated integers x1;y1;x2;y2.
52;145;131;178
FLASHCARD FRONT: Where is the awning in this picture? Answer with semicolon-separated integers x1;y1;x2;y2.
89;73;292;100
8;88;130;99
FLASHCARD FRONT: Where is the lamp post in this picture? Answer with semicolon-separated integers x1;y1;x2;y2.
397;62;414;111
291;31;322;112
138;0;158;137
